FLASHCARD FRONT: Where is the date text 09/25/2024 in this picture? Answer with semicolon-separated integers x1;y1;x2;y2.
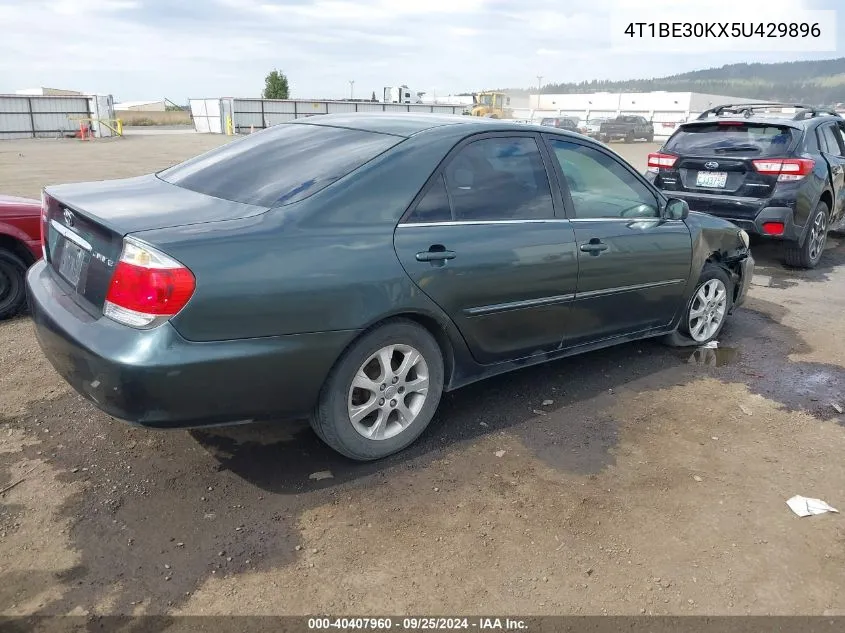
307;617;528;630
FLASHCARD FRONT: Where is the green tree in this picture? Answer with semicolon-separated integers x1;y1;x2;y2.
371;90;377;101
263;70;290;99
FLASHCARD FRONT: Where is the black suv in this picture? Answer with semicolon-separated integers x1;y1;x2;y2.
645;103;845;268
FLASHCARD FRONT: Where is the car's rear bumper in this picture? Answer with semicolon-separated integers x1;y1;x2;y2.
26;260;356;428
655;190;802;241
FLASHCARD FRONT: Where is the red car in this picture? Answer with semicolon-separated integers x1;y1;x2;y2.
0;194;42;319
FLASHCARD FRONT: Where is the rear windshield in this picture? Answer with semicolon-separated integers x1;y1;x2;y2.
158;123;402;207
664;123;798;157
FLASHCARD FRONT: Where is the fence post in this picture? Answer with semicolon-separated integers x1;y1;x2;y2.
294;100;298;120
27;97;35;138
261;99;266;129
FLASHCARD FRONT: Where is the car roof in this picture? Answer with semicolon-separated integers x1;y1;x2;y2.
292;112;579;138
682;113;842;130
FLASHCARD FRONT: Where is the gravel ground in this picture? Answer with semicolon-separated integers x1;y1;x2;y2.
1;134;844;617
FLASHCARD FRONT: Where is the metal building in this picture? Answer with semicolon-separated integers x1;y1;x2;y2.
0;93;116;140
516;91;768;136
189;97;467;134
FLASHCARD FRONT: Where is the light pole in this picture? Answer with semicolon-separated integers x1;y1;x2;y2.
536;75;543;111
349;80;355;100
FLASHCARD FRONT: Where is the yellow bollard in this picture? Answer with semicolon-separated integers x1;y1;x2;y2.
226;115;234;136
116;119;123;136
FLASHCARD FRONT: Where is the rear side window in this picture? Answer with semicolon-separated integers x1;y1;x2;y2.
664;123;798;157
405;136;554;223
158;123;402;207
819;125;844;156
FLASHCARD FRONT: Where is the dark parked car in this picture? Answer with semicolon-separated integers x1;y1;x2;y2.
27;114;753;461
599;115;654;143
0;194;42;319
540;117;578;131
645;103;845;268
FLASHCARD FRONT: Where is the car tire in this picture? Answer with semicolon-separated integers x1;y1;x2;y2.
784;201;829;269
680;263;734;345
310;319;445;461
0;248;28;321
625;131;635;143
646;133;654;143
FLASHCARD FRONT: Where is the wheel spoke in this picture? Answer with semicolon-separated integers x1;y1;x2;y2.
376;346;395;381
405;375;429;395
349;397;379;424
396;349;421;381
689;304;706;319
351;370;380;394
395;401;415;428
367;409;388;439
690;318;706;338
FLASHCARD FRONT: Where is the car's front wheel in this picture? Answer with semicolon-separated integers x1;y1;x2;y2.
310;319;444;461
0;249;28;321
681;264;734;345
784;202;829;269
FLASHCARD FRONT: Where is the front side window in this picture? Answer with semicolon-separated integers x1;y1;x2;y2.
405;136;554;223
548;139;659;219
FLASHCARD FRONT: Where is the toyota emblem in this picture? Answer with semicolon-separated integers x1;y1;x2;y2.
63;209;74;227
704;161;720;170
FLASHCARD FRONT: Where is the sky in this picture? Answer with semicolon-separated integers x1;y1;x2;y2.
0;0;842;102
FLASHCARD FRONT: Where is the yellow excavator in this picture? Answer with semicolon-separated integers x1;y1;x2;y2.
466;91;512;118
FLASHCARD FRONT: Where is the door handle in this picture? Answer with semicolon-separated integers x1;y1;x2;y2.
416;247;456;262
579;240;608;255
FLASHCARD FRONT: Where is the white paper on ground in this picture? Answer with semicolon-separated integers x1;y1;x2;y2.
702;341;719;349
786;495;839;517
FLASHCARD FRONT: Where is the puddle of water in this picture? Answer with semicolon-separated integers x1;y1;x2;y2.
682;346;740;368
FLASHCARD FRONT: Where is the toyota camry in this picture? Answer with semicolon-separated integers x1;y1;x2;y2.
27;113;754;461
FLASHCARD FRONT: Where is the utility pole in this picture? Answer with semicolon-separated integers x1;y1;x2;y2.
349;80;355;100
536;75;543;111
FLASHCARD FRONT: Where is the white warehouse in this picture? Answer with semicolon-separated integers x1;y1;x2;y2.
517;91;768;136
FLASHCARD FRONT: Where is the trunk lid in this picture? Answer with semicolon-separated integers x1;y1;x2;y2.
42;175;266;313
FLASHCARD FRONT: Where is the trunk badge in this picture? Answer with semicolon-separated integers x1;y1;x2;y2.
704;161;720;170
63;209;75;227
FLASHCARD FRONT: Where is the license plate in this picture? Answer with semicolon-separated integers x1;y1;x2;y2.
58;240;86;287
696;171;728;188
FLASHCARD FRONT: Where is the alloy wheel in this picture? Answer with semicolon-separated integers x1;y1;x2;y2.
688;279;727;342
347;344;430;440
808;210;828;263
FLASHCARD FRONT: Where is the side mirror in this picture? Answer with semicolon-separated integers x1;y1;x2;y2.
664;198;689;221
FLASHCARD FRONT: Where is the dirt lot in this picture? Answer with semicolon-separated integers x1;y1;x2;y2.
1;134;844;617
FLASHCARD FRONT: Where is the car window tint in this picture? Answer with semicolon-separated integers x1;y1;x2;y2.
549;140;659;219
664;123;798;157
406;175;452;223
442;137;554;221
817;127;831;153
822;125;844;156
158;123;401;207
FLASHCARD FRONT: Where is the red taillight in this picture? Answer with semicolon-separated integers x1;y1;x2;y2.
752;158;815;182
647;152;677;173
762;222;786;236
104;239;195;329
718;121;745;126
